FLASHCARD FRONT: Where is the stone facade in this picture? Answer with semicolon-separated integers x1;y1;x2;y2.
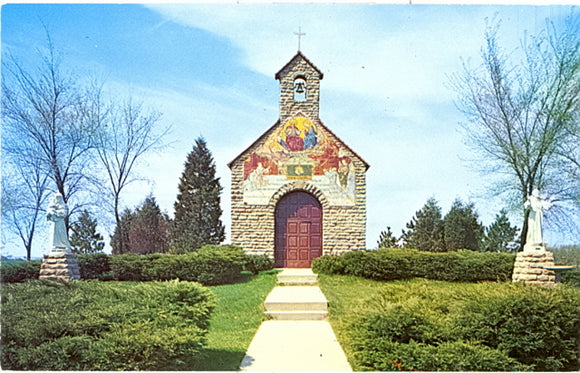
512;248;556;287
39;251;81;281
229;52;368;265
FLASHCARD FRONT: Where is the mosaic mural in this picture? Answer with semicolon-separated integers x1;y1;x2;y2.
243;116;356;206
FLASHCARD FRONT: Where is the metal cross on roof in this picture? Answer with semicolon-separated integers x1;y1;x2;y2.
294;27;306;51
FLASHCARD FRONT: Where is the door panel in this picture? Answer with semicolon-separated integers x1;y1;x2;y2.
275;192;323;268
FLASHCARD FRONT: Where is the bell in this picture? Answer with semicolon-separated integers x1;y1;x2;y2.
295;82;305;93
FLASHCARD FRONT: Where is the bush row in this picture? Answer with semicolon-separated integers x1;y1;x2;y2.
562;267;580;287
347;281;579;371
1;279;215;370
1;260;42;283
312;248;515;282
1;246;274;285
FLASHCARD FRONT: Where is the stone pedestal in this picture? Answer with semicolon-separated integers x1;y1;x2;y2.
39;250;81;281
512;246;555;287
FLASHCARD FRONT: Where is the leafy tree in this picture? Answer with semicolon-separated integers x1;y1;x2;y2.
443;199;484;251
377;227;399;249
402;198;446;252
482;209;520;253
552;245;580;266
172;137;225;253
451;18;580;247
111;196;171;255
69;210;104;254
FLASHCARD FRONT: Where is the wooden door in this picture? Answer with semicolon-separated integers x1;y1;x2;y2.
275;191;322;268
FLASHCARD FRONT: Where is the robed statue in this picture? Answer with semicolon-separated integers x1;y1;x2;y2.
524;189;552;250
47;192;72;253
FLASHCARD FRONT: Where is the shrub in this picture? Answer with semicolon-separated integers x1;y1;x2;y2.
312;248;515;282
312;254;345;275
77;254;112;280
110;253;150;281
457;283;580;371
1;280;215;370
191;245;246;285
0;260;41;283
345;281;579;371
110;245;247;285
561;267;580;287
359;340;527;372
244;254;275;274
2;256;114;283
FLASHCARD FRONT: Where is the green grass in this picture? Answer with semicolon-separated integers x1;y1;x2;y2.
191;271;278;370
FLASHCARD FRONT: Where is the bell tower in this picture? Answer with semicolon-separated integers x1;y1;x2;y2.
275;52;324;125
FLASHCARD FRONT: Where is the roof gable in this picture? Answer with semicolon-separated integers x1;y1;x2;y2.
275;51;324;81
228;115;369;171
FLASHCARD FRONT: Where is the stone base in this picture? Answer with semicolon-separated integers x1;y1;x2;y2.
512;247;555;287
39;252;81;281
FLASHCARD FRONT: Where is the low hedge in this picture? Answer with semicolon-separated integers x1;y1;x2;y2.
110;245;247;285
0;260;41;283
346;281;579;371
2;246;275;285
562;267;580;287
312;248;515;282
77;253;112;280
1;279;215;370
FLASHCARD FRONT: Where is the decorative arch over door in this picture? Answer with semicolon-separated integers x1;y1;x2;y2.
275;191;322;268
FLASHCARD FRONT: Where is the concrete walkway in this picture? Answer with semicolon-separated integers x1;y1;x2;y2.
240;268;352;372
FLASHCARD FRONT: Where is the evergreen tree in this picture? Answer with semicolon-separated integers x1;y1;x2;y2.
69;210;104;254
443;199;484;251
129;195;171;254
377;226;399;249
402;198;446;252
172;137;225;252
482;209;519;252
110;196;171;255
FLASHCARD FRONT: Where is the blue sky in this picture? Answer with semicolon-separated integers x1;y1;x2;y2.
2;3;578;258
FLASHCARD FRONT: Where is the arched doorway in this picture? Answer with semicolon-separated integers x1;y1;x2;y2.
275;191;322;268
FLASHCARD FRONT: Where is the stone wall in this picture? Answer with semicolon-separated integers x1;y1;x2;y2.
39;252;81;281
277;57;321;125
512;248;556;287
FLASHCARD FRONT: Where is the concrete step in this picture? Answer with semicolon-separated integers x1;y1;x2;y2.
264;286;328;320
265;301;327;312
265;310;328;321
277;268;318;285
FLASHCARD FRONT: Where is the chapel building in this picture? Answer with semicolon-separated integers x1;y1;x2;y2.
228;52;369;268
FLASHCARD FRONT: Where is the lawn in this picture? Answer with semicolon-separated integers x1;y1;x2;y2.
191;271;278;371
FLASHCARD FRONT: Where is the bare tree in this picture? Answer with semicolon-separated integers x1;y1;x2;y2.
451;18;580;247
87;91;169;253
2;38;97;230
1;149;50;260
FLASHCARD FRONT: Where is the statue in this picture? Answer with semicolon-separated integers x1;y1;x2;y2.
524;189;552;250
46;192;72;253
